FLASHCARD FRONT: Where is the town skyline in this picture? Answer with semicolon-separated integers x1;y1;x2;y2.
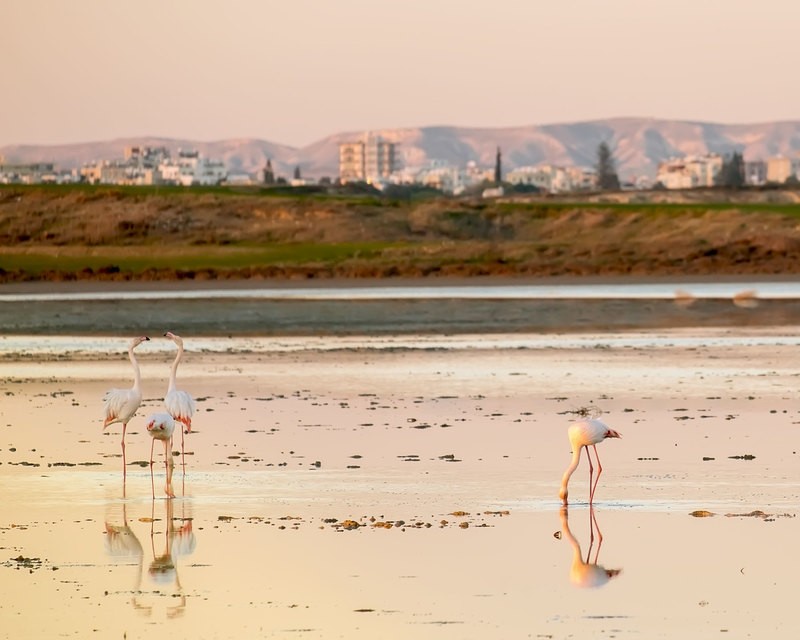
3;117;800;192
3;0;799;149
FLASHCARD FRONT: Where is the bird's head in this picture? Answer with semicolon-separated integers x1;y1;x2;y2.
164;331;183;346
132;336;150;348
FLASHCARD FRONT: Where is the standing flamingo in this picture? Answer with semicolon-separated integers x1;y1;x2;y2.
559;418;621;505
103;336;150;467
164;332;195;458
146;412;176;498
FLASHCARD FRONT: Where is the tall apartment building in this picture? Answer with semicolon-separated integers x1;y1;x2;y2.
339;133;396;183
766;156;792;183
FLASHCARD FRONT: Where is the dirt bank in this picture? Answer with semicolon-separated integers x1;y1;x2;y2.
3;186;800;282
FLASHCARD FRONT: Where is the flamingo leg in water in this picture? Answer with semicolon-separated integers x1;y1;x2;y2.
584;445;594;504
121;422;128;478
588;444;604;504
588;506;604;564
164;438;175;498
150;438;156;499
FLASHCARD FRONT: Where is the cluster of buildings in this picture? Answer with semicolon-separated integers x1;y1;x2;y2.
79;146;227;186
0;147;229;186
4;141;800;193
337;135;601;195
654;153;800;189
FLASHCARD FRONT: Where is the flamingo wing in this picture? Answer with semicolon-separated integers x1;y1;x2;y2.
165;389;195;429
103;388;142;427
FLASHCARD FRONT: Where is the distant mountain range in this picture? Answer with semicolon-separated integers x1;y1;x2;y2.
3;117;800;180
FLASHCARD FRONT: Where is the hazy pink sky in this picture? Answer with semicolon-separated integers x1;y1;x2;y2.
3;0;798;149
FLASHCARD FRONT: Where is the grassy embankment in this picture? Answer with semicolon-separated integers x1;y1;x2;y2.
3;184;800;281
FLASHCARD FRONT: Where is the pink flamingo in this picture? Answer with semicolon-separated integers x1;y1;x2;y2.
163;332;196;458
146;412;176;498
559;418;621;505
103;336;150;470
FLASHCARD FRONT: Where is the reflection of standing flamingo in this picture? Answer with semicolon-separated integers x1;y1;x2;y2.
559;506;621;588
559;418;621;505
104;501;145;608
164;332;196;459
103;336;150;472
146;413;176;498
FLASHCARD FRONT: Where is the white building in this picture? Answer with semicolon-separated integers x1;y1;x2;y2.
506;164;596;193
655;154;723;189
160;150;227;186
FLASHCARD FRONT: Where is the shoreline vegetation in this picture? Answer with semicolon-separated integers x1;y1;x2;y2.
3;184;800;284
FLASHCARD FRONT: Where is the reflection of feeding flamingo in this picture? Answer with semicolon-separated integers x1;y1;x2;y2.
146;412;176;498
103;336;150;473
131;499;191;618
164;332;196;460
558;506;621;588
559;418;621;505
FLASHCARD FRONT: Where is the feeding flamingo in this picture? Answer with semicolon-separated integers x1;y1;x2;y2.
146;412;176;498
103;336;150;465
163;332;196;458
559;418;621;505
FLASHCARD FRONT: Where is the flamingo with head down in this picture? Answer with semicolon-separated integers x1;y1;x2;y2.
559;418;621;505
146;412;176;498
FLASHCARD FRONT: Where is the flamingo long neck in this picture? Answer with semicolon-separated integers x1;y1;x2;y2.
129;344;142;391
559;446;582;499
559;510;585;570
168;344;183;393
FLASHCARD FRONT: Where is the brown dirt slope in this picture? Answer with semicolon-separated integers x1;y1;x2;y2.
2;186;800;282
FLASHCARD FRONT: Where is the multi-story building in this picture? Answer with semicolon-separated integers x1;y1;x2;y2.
339;133;396;183
655;154;722;189
744;160;767;186
339;141;366;183
766;156;792;183
156;150;227;186
506;164;596;193
0;162;56;184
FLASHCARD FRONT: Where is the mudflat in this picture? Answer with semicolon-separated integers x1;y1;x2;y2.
1;329;799;638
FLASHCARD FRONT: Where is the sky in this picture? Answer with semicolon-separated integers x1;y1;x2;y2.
3;0;799;149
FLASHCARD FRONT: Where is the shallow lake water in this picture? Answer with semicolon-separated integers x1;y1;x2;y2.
2;329;800;638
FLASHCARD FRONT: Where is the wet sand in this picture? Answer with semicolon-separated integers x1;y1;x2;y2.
1;330;800;638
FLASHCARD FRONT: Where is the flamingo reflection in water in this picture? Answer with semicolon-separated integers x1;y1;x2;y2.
130;498;196;619
104;501;144;597
557;506;621;588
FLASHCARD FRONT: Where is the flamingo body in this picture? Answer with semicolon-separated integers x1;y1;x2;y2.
102;336;150;451
164;332;195;432
103;387;143;429
164;389;195;430
146;412;176;442
559;418;621;505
